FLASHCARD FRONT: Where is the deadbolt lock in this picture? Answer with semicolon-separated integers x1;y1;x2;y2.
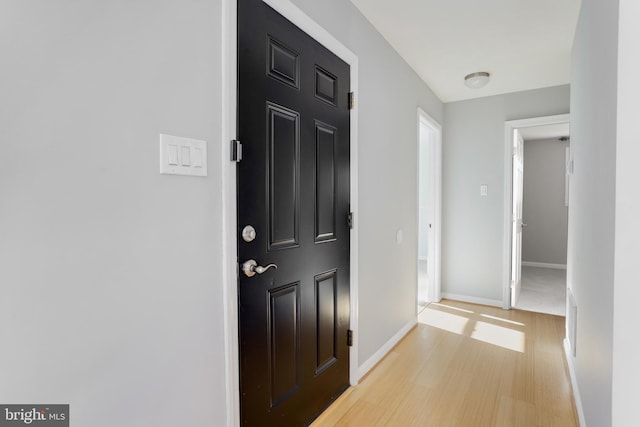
242;225;257;242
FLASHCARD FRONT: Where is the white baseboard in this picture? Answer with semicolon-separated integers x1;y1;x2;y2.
522;261;567;269
440;293;503;308
357;319;416;380
564;338;586;427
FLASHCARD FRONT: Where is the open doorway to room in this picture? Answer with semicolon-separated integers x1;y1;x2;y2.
504;115;570;316
417;109;442;312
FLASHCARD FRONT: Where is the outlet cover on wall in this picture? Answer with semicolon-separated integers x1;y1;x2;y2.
159;134;207;176
480;184;488;196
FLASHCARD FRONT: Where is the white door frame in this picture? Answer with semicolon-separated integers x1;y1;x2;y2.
510;129;524;307
417;109;442;306
502;114;570;309
221;1;360;425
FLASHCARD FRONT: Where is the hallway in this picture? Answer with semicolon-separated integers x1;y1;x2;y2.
515;266;567;316
312;300;577;426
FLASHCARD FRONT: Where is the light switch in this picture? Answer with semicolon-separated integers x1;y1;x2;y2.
160;134;207;176
480;185;488;196
180;146;191;166
193;148;203;167
167;144;179;165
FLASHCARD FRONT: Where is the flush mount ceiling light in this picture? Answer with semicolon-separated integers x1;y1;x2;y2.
464;72;490;89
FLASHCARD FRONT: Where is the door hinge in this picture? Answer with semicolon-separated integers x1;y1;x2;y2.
347;329;353;347
348;92;355;110
347;212;354;229
231;139;242;162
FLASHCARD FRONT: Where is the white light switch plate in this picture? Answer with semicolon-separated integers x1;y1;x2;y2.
160;134;207;176
480;184;488;196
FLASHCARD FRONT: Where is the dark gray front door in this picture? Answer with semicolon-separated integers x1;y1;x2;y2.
237;0;351;425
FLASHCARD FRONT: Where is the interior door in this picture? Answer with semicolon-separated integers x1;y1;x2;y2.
237;0;351;425
417;119;434;307
511;130;524;307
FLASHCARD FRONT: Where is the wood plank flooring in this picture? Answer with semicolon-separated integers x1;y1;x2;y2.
311;300;578;427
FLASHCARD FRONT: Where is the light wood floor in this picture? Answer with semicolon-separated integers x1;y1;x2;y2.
311;300;578;427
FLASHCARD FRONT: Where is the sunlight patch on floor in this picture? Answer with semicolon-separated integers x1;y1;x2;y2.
480;313;525;326
418;304;526;353
418;308;469;335
430;302;474;314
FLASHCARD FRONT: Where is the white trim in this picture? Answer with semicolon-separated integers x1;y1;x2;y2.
521;261;567;270
503;114;570;310
416;109;443;307
222;1;360;425
565;146;571;207
564;338;586;427
358;319;416;379
441;293;503;308
221;0;239;425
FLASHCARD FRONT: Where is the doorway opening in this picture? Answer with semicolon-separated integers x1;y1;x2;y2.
417;109;442;312
503;114;570;314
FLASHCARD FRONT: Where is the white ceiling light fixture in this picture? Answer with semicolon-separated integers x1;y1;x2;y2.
464;72;490;89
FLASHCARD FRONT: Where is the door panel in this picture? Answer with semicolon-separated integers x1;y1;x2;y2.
238;0;350;425
268;37;300;89
315;67;337;105
315;122;337;242
511;130;524;306
268;283;301;407
315;270;338;373
267;103;300;250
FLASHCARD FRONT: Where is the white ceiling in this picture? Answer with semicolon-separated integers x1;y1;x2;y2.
349;0;582;103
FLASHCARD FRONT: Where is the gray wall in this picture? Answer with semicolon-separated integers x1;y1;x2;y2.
612;1;640;424
442;86;570;302
522;138;569;265
568;0;640;425
0;0;443;424
0;1;226;426
289;0;443;365
568;0;617;423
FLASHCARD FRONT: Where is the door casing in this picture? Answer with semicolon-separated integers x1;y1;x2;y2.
511;129;524;307
502;114;570;309
221;0;360;425
417;108;442;307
